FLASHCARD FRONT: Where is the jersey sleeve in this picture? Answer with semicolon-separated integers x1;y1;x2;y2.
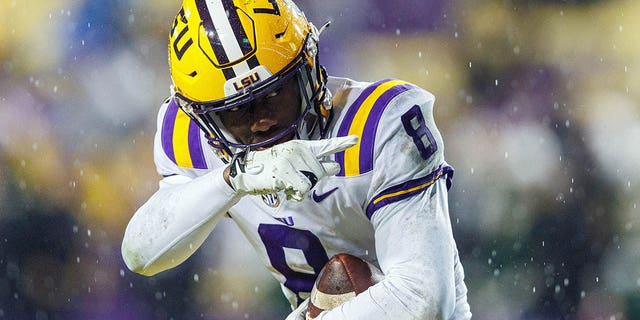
316;179;468;319
332;79;453;220
317;80;470;319
122;98;240;276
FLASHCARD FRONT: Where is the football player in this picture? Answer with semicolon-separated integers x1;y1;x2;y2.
121;0;472;319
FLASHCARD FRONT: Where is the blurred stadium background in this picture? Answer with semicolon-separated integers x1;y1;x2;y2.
1;0;639;319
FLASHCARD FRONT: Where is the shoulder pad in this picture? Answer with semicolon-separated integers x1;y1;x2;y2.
159;99;208;169
334;78;418;176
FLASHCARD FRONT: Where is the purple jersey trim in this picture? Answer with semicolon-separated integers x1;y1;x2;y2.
365;165;454;219
336;79;392;137
335;79;414;176
161;100;179;164
161;99;208;169
335;79;391;176
358;83;413;173
188;119;207;169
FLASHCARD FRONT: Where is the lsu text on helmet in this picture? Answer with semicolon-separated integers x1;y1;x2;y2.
168;0;332;160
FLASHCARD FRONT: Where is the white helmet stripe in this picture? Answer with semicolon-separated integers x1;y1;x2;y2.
204;0;251;76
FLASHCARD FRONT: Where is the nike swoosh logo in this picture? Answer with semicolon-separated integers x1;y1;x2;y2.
312;187;339;202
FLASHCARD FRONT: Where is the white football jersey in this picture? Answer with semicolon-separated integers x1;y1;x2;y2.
147;76;471;319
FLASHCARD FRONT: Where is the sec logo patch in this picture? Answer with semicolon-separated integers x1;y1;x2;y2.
261;193;280;208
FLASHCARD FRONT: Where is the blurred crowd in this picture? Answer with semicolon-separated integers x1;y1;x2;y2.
1;0;639;319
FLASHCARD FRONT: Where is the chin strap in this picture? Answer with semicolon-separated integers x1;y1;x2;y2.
309;21;333;138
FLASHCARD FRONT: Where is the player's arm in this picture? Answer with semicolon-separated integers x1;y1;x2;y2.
291;182;464;320
121;99;242;276
121;167;240;276
122;100;357;276
315;85;469;319
372;179;461;318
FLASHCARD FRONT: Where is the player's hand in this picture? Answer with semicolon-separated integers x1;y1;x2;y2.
229;135;358;201
285;298;309;320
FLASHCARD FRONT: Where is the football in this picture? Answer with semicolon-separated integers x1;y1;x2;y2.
306;253;384;319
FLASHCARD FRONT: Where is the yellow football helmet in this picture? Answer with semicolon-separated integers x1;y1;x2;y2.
168;0;332;158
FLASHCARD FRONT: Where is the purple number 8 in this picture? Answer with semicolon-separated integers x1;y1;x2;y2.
401;105;437;160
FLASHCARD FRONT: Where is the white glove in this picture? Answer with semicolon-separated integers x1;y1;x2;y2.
229;135;358;201
285;298;309;320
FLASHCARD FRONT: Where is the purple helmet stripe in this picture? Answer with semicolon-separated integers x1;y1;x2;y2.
195;0;235;80
220;0;254;56
246;55;260;69
365;165;454;219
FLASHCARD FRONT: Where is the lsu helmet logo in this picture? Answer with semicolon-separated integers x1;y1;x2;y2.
233;72;261;91
224;66;273;95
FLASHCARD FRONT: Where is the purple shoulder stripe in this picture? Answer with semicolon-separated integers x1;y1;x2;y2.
336;79;393;137
161;99;179;163
335;79;415;176
188;120;207;169
358;83;413;174
161;99;208;169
